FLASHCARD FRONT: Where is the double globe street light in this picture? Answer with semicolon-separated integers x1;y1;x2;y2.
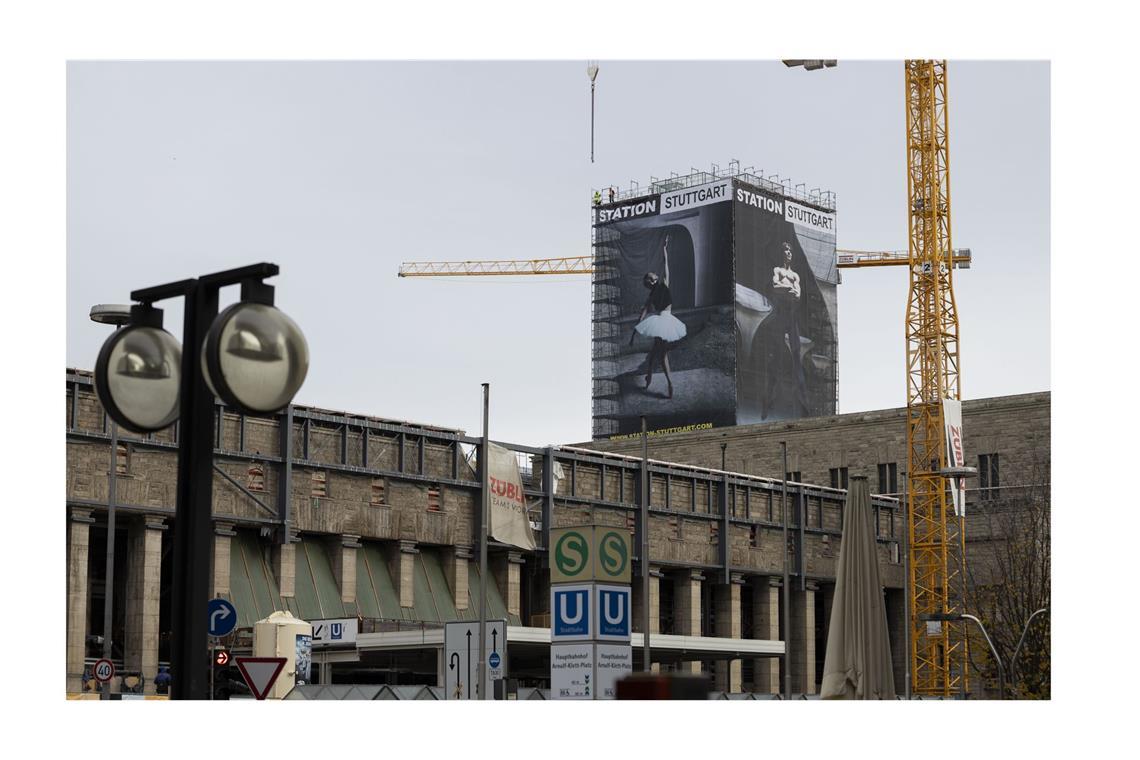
93;263;308;699
95;276;308;431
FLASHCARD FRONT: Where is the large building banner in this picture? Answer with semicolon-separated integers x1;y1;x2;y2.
942;399;967;516
591;180;736;438
733;179;838;424
487;443;536;550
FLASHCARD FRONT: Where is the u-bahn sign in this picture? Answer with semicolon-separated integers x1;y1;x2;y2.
550;527;631;584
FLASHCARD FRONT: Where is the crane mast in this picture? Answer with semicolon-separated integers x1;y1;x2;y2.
904;59;968;696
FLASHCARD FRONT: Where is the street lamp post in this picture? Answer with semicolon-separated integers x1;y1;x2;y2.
94;263;308;699
640;415;650;672
90;305;133;699
924;612;1005;699
780;441;790;700
1010;607;1049;693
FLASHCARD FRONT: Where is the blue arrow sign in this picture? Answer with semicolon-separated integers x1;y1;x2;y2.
208;598;238;638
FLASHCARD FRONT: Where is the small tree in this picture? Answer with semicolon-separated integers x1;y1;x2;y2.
965;453;1050;699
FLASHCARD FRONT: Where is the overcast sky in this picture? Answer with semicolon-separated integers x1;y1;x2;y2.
66;60;1049;446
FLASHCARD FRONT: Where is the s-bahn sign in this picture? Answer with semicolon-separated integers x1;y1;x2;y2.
550;527;631;584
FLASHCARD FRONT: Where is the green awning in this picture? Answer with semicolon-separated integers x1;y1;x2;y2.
355;542;413;622
352;544;519;625
459;562;521;626
293;539;353;621
228;530;288;628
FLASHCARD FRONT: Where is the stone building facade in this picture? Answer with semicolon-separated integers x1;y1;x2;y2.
66;367;1047;698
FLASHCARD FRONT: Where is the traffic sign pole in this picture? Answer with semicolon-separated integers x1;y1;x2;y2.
479;383;489;701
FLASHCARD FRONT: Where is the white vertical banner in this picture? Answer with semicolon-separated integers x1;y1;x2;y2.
942;399;967;517
488;443;537;550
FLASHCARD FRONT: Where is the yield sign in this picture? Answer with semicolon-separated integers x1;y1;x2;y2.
235;657;286;700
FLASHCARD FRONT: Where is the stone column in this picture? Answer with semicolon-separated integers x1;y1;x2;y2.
392;540;418;608
125;515;166;694
275;530;300;599
674;569;704;674
714;573;745;693
67;507;95;694
446;546;473;611
632;567;662;672
330;534;361;605
492;551;524;617
212;522;236;598
752;577;781;694
790;580;819;695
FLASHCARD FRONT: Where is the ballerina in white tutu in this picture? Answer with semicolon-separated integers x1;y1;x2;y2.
630;234;687;398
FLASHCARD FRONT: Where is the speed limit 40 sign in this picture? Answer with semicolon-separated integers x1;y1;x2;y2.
93;658;115;683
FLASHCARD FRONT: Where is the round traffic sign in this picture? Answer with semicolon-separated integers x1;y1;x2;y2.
215;649;231;667
208;598;238;638
489;652;501;669
93;658;115;683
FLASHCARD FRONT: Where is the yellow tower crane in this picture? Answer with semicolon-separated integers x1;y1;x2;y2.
399;59;970;697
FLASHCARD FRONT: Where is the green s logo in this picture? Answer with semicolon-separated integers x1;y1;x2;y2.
554;531;589;577
598;531;628;577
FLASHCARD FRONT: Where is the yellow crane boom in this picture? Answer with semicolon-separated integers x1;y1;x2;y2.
397;256;593;277
397;249;970;277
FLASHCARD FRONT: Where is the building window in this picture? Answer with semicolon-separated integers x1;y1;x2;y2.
370;477;386;505
311;470;327;499
829;467;848;490
749;524;760;549
247;464;265;492
427;485;442;512
625;513;636;534
709;521;719;545
115;443;131;475
877;462;898;495
785;471;801;483
979;453;1000;498
669;517;681;540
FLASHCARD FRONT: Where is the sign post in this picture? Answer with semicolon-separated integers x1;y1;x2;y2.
549;526;633;699
444;619;507;700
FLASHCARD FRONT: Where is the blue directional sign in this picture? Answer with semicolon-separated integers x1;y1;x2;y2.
552;585;592;640
596;585;631;641
208;598;238;638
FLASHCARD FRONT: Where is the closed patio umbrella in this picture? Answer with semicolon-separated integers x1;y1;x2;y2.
821;475;896;699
